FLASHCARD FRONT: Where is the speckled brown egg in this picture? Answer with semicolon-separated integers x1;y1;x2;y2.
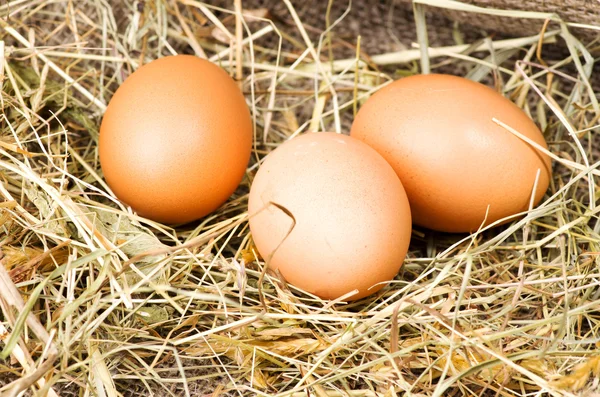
248;132;412;301
100;55;252;224
351;74;551;233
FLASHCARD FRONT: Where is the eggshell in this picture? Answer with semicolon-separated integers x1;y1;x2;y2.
248;132;412;301
351;74;551;233
100;55;252;224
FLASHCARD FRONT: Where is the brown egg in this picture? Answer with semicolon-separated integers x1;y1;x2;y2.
100;55;252;224
248;132;412;301
351;74;551;233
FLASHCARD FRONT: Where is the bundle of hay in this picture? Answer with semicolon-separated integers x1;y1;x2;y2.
0;1;599;396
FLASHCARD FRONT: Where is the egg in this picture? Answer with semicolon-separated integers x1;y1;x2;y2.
248;132;412;301
100;55;252;224
351;74;551;233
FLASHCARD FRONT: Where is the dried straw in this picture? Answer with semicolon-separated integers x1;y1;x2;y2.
0;1;599;396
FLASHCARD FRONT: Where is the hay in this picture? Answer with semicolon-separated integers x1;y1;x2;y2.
0;0;599;396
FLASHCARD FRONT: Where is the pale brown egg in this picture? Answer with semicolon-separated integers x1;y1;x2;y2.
248;132;412;301
351;74;551;233
100;55;252;224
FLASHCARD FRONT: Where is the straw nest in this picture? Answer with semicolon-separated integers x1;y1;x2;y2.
0;1;599;396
